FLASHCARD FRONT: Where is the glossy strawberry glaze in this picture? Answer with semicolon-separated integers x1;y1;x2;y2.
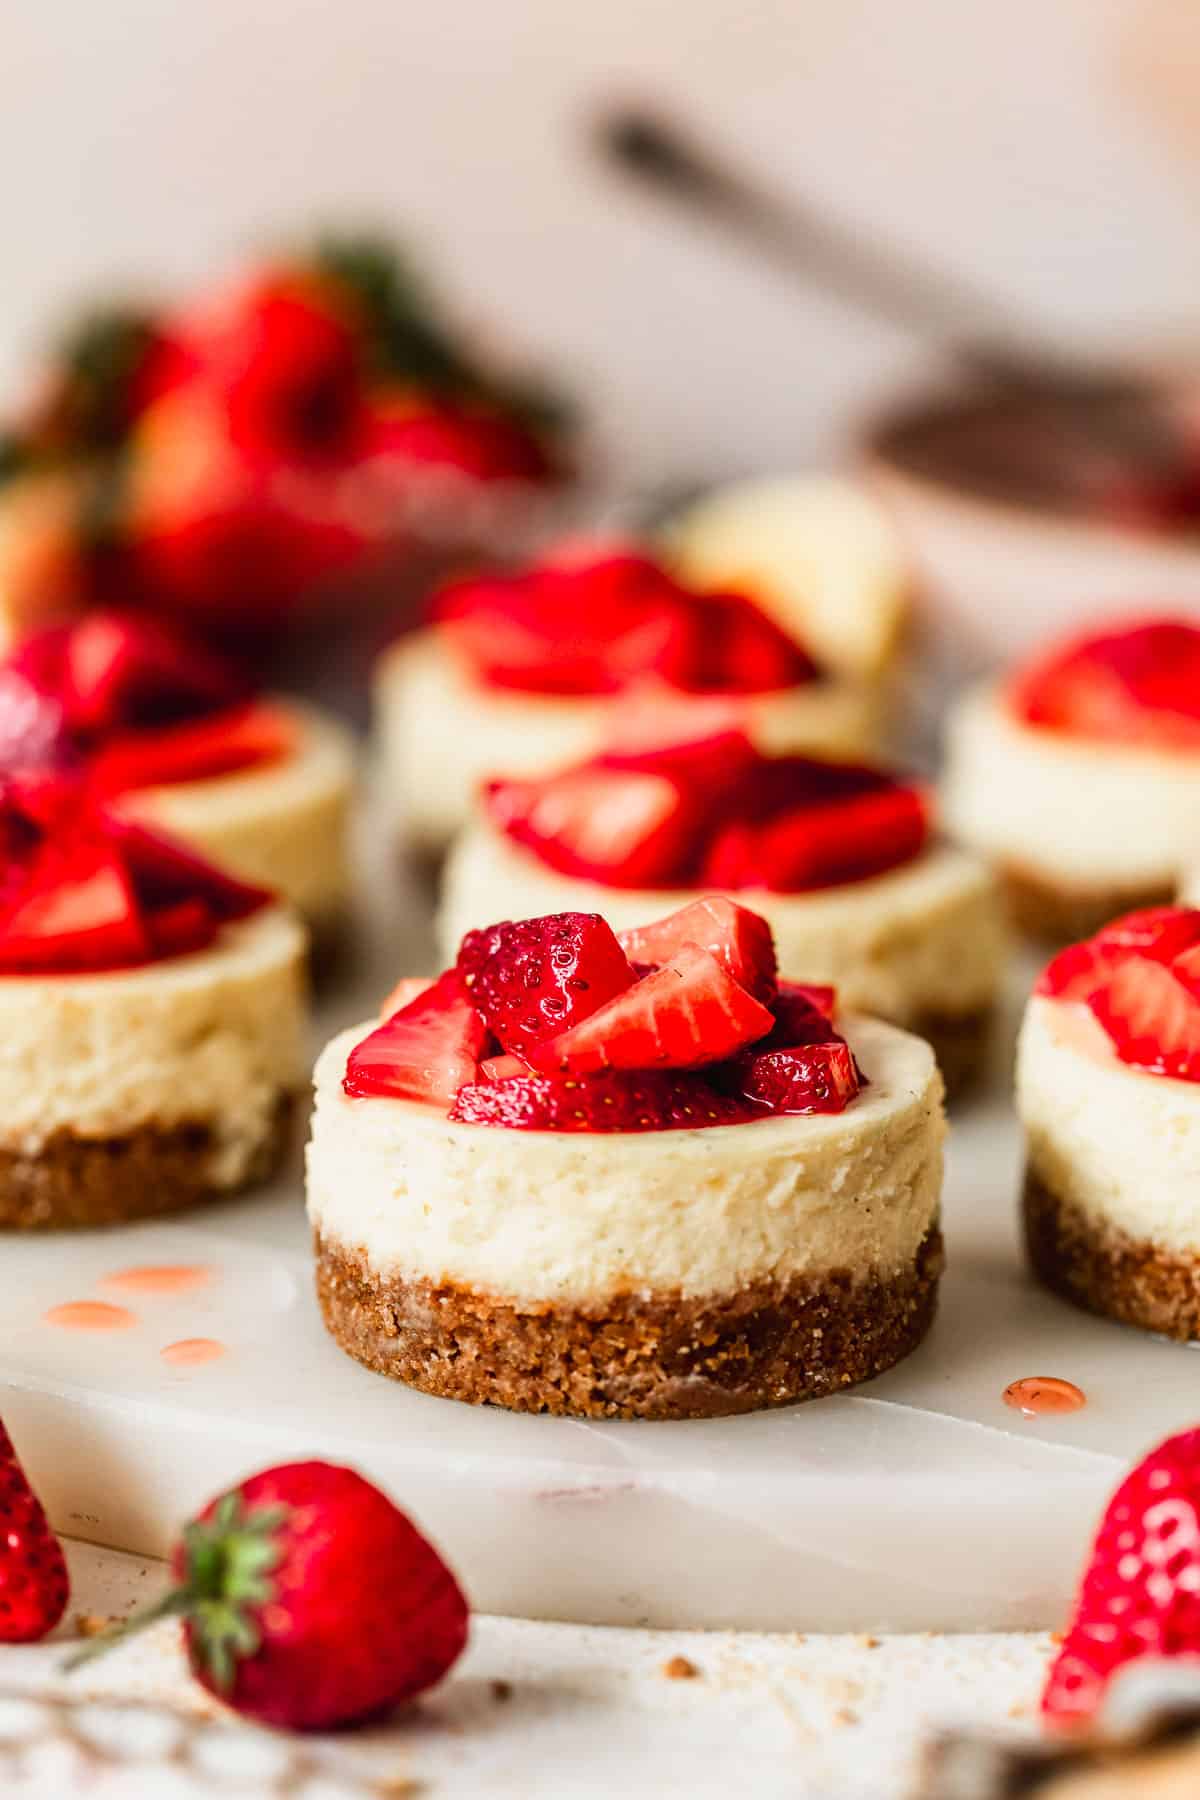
485;735;929;894
432;551;817;700
160;1337;226;1366
1009;616;1200;750
42;1300;136;1331
100;1264;213;1295
1003;1377;1086;1417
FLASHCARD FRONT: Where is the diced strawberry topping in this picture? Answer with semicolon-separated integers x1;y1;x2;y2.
1039;907;1200;1083
349;904;863;1130
432;552;816;698
484;766;698;888
89;701;295;793
58;610;246;735
1011;616;1200;749
616;897;778;1001
488;738;929;896
723;1040;860;1115
457;912;635;1060
449;1068;754;1132
765;982;839;1045
1087;954;1200;1081
530;943;775;1076
0;786;271;974
344;969;489;1103
705;783;929;891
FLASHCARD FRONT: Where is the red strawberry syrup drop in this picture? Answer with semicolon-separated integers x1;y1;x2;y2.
1003;1377;1086;1417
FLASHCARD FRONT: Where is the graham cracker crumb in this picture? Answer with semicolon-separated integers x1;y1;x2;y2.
833;1707;859;1727
73;1612;113;1638
662;1655;701;1681
857;1634;880;1649
490;1679;513;1703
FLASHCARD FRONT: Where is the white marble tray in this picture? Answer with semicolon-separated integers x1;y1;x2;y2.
0;828;1194;1635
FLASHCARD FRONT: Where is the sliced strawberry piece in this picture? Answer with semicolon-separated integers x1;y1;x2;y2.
596;729;759;809
90;701;296;793
1087;954;1200;1080
379;975;434;1020
145;898;218;959
1094;906;1200;962
1011;618;1200;749
450;1067;754;1131
1036;940;1126;1002
344;969;489;1103
676;592;817;694
766;982;839;1045
718;785;929;892
616;897;778;1001
60;610;245;735
722;1039;860;1115
114;820;271;922
0;837;149;972
532;943;774;1075
457;913;635;1059
485;766;697;888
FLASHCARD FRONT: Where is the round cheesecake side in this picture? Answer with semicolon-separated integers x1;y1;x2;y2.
439;822;1006;1095
0;904;309;1230
1018;994;1200;1338
943;681;1200;940
375;630;882;854
307;1013;946;1419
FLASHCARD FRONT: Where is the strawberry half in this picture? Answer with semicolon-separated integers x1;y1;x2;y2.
1043;1425;1200;1725
531;942;774;1075
616;897;778;1001
0;1418;69;1642
344;969;489;1103
457;913;635;1059
1087;954;1200;1081
450;1068;754;1131
765;981;839;1044
67;1458;468;1731
723;1040;860;1115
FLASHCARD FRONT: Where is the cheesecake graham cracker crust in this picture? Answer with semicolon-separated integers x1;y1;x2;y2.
314;1226;944;1420
0;1096;295;1231
914;1005;993;1102
1001;866;1172;945
1024;1168;1200;1340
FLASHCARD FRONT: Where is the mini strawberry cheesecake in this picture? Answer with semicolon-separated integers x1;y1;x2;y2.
0;610;354;937
374;547;885;854
0;779;308;1229
439;733;1007;1095
1017;906;1200;1338
943;616;1200;941
307;900;946;1419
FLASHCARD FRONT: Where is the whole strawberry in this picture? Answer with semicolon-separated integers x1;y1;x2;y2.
0;1418;70;1642
1043;1426;1200;1724
69;1460;468;1730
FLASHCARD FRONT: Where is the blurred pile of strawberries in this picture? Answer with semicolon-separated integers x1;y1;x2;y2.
0;235;569;657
